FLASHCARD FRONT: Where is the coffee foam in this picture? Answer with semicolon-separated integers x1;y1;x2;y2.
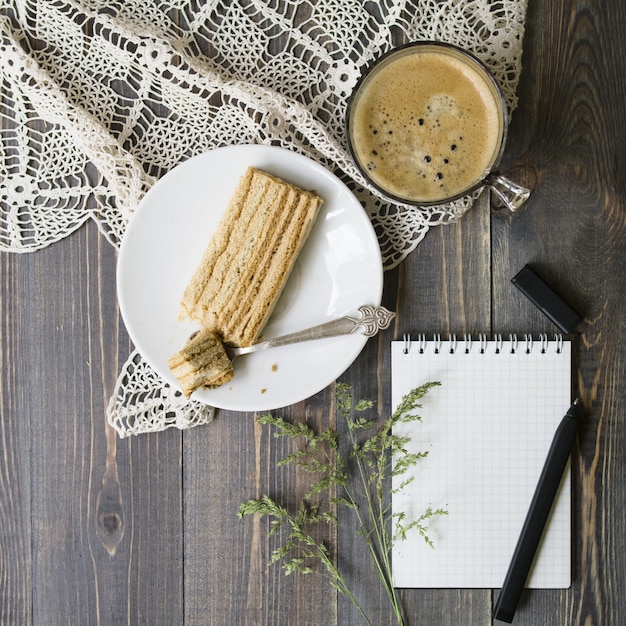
350;49;503;203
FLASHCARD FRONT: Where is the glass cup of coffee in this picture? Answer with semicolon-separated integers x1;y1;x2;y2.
346;41;530;212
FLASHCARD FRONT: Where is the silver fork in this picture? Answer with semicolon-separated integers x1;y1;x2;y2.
223;305;395;362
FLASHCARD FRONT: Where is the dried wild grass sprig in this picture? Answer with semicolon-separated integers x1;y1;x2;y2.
238;381;445;626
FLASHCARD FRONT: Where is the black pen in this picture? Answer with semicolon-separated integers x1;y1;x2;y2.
494;398;584;623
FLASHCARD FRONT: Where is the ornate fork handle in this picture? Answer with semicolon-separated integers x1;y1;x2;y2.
227;305;395;358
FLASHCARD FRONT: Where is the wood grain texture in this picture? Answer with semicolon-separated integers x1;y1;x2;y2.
183;392;338;626
0;224;184;624
0;247;32;625
492;1;626;625
1;1;626;625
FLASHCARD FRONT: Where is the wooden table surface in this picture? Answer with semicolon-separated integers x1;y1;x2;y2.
2;2;625;624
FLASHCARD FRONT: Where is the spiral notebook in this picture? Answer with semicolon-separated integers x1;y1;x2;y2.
391;334;572;589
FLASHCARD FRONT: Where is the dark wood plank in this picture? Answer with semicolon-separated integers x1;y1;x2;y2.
0;222;184;624
184;390;338;626
491;1;626;624
0;248;33;625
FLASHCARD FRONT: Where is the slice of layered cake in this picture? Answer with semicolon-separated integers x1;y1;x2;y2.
180;167;324;347
168;328;234;397
169;166;324;396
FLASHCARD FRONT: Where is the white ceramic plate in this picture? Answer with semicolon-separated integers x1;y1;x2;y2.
117;144;383;411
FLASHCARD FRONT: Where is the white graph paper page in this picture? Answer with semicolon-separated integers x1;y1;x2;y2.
391;336;572;588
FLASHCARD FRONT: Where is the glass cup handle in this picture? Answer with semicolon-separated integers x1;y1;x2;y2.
485;173;531;212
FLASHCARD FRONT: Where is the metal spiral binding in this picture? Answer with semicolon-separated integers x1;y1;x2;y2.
464;334;472;353
479;333;488;353
524;334;533;354
494;334;503;353
433;334;442;354
418;333;427;353
448;334;457;354
402;333;411;355
400;333;564;353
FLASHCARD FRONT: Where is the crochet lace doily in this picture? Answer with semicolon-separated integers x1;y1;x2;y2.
0;0;527;436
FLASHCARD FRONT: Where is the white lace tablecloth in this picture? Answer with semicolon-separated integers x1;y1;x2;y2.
0;0;528;436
